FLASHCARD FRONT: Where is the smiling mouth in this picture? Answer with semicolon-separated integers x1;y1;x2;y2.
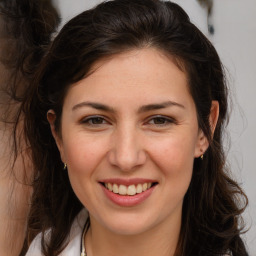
101;182;157;196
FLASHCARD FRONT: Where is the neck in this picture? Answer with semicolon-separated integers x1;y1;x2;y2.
85;214;181;256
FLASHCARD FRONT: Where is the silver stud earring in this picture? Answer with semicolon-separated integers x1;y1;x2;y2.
63;163;67;170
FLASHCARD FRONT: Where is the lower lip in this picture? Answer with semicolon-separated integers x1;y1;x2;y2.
101;185;156;207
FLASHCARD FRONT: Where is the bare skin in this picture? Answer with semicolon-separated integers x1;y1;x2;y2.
49;48;219;256
0;16;32;256
0;140;31;256
0;0;58;254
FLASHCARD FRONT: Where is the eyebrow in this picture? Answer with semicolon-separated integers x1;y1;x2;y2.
137;101;185;113
72;100;185;113
72;101;115;112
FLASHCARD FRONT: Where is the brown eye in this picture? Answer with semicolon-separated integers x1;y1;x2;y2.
81;116;108;125
147;115;174;126
152;117;168;124
89;117;105;124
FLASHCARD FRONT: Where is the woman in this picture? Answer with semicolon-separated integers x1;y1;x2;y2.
0;0;59;255
20;0;248;255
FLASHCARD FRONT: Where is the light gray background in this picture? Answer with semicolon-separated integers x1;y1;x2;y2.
53;0;256;254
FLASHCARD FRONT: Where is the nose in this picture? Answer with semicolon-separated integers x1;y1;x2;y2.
107;125;147;171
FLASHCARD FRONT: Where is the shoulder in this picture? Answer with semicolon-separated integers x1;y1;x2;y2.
25;209;88;256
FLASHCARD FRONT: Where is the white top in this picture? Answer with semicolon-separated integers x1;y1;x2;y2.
25;208;232;256
25;209;88;256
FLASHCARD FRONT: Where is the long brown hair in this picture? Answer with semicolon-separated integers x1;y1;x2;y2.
0;0;59;255
20;0;248;255
0;0;59;159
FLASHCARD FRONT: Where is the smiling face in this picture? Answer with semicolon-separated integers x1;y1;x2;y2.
49;48;209;236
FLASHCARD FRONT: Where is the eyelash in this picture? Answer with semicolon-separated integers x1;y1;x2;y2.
81;116;109;126
80;115;176;128
145;115;176;127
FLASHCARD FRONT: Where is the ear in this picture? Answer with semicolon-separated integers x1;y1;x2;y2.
194;101;219;158
47;110;66;163
209;100;219;136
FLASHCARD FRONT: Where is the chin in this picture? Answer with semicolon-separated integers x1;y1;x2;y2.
100;214;158;236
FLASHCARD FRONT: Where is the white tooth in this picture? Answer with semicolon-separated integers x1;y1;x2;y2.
127;185;136;196
147;182;152;189
107;183;113;191
113;184;119;194
142;183;147;192
136;184;143;193
119;185;127;195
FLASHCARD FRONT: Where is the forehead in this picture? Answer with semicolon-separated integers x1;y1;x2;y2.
88;47;187;82
63;48;193;110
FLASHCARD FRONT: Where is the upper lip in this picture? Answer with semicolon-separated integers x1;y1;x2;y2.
99;178;157;186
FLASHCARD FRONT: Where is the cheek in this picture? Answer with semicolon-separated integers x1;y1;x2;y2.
150;134;196;169
62;135;108;207
148;134;196;191
145;135;196;219
63;133;106;173
61;135;108;200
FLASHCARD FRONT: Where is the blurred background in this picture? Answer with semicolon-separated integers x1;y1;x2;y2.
52;0;256;254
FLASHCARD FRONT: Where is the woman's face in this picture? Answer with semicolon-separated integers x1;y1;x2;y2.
52;48;208;235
